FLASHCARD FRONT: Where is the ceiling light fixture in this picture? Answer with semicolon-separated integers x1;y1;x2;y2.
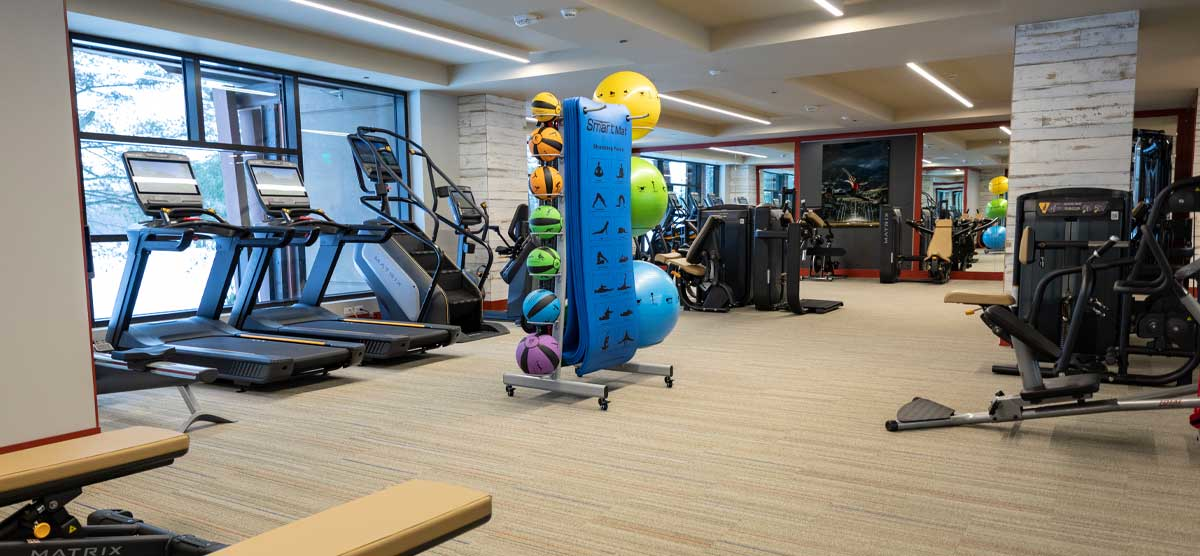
524;117;538;123
999;125;1012;135
301;129;350;137
210;84;277;97
659;93;771;125
922;159;932;164
709;147;768;159
813;0;845;17
289;0;530;64
906;62;974;108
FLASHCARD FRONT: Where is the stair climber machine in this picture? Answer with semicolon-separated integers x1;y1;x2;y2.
227;159;458;359
348;128;508;341
106;152;365;389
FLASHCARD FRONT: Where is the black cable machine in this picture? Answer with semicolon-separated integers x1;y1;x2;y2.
751;205;843;314
106;152;364;388
887;177;1200;431
226;159;458;359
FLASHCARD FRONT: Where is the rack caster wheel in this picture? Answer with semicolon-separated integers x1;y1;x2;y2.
505;385;515;397
598;398;609;411
664;376;674;388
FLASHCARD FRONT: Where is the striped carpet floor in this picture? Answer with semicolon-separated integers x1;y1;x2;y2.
76;278;1200;555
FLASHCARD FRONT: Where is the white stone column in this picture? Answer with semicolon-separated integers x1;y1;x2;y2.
724;165;753;203
458;94;528;304
1005;10;1139;287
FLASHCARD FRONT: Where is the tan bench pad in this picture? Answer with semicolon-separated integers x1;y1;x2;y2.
664;257;705;277
944;291;1016;306
0;427;188;495
214;480;491;556
653;252;683;264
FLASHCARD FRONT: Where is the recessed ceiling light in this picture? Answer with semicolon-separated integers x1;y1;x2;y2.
659;93;771;125
999;125;1012;135
289;0;530;63
906;62;974;108
813;0;844;17
709;147;768;159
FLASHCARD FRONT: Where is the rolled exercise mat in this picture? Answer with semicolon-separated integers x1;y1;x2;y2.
561;97;639;374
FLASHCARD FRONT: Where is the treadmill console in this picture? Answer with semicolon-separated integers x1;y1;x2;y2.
122;151;204;215
349;134;403;183
245;159;312;215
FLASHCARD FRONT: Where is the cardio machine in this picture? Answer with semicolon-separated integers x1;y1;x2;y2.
106;152;364;389
347;130;508;341
227;159;458;359
887;177;1200;432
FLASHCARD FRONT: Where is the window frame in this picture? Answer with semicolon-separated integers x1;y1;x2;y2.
72;33;411;326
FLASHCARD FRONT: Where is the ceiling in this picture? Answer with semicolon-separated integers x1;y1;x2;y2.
66;0;1200;148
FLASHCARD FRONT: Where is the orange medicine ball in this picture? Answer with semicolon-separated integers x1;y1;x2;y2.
530;126;563;162
529;166;563;201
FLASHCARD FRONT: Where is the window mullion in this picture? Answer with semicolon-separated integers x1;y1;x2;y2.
183;57;204;142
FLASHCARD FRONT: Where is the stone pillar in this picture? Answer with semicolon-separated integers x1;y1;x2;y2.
458;94;528;305
724;165;753;203
1005;10;1139;286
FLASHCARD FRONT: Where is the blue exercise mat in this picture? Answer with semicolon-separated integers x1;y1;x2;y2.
561;97;639;375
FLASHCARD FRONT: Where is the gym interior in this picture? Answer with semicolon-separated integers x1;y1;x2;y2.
4;1;1200;554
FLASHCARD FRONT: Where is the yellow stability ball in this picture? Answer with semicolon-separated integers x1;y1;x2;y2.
593;71;660;141
989;175;1010;196
530;92;561;123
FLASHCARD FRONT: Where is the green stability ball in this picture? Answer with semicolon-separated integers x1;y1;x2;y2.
529;205;562;239
986;197;1008;219
629;156;669;236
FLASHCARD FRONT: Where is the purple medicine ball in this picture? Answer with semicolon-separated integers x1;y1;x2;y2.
516;334;561;375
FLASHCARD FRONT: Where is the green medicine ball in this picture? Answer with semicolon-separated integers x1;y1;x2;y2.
527;247;561;277
629;156;669;237
529;205;563;239
986;197;1008;219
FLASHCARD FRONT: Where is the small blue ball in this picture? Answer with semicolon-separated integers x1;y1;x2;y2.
522;289;561;324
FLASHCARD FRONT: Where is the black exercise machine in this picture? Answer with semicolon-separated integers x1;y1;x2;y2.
888;177;1200;431
750;205;843;315
226;159;458;359
106;152;364;389
657;216;735;312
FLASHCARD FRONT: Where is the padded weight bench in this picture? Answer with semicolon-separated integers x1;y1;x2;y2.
0;427;492;555
943;291;1016;307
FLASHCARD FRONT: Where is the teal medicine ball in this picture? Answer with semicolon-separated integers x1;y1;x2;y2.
527;247;561;277
529;205;563;240
522;289;561;324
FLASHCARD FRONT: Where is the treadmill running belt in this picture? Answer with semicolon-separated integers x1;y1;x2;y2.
293;320;453;348
172;336;348;367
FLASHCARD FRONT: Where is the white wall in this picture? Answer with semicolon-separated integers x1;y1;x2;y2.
409;91;462;257
1;1;98;450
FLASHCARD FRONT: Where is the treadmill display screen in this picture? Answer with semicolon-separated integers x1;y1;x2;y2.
250;166;308;197
129;159;200;195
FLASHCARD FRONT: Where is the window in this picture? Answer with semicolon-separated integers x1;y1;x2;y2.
72;35;408;323
298;81;406;296
641;156;719;202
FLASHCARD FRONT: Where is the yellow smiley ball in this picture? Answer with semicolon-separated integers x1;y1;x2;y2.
593;71;661;141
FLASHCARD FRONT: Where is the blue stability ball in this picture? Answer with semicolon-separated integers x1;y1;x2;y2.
632;261;680;347
522;289;562;324
983;225;1006;250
